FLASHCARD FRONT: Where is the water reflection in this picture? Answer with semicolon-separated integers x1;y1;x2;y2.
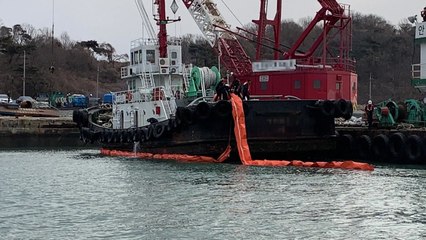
0;150;425;239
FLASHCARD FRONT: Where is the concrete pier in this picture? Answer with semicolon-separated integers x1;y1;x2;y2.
0;116;88;149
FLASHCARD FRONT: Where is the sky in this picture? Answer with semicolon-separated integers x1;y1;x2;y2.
0;0;424;55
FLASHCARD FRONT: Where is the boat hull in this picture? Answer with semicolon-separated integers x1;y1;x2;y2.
74;99;349;162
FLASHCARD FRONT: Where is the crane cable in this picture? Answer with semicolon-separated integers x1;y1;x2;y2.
219;0;244;28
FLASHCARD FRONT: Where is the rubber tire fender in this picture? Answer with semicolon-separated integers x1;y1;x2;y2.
389;132;406;162
107;131;114;143
132;129;140;142
319;100;335;117
72;110;81;124
404;135;423;163
357;135;372;160
195;101;211;119
338;134;354;157
152;124;165;139
178;107;193;125
214;100;232;119
334;99;350;118
371;134;389;162
144;126;153;141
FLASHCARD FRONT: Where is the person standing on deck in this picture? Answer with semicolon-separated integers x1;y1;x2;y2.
214;79;230;101
241;80;251;101
365;100;374;129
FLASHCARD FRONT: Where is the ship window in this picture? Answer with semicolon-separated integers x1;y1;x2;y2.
134;51;139;64
131;52;134;65
146;50;155;64
294;80;301;89
336;82;342;90
139;50;143;63
171;51;178;59
313;80;321;89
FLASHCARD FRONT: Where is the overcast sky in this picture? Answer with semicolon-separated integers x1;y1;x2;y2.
0;0;424;55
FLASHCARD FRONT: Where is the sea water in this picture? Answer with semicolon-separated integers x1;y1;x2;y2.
0;149;425;239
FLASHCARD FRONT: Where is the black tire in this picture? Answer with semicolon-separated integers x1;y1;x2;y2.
72;110;81;124
132;129;140;142
404;135;423;163
337;134;355;158
342;101;353;120
357;135;372;160
389;132;406;162
319;100;335;117
178;107;193;125
144;126;153;141
334;99;350;118
107;131;114;143
214;100;232;119
81;110;89;127
371;134;389;162
152;124;165;139
195;101;211;119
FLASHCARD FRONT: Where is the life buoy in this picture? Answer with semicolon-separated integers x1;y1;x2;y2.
389;132;406;162
357;135;372;160
214;100;232;119
195;101;211;119
404;135;423;163
371;134;389;162
152;124;165;138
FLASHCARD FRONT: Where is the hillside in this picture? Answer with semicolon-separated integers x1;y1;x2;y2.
0;13;422;103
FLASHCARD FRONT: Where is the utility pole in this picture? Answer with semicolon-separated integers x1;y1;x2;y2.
23;50;26;96
369;73;372;100
96;64;99;98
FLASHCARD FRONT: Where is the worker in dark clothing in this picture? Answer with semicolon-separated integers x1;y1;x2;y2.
214;79;230;101
422;7;426;22
241;79;251;101
365;100;374;129
230;78;241;97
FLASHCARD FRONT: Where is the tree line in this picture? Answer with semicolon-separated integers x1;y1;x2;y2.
0;12;421;103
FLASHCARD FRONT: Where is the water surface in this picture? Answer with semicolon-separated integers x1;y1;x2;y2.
0;149;425;239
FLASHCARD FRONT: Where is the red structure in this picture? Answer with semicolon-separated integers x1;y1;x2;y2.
176;0;356;103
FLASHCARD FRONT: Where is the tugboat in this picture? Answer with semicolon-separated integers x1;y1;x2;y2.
73;0;355;162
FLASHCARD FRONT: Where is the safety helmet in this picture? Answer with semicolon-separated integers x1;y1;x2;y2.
368;100;372;104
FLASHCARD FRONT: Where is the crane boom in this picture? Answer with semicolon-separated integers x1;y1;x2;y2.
181;0;252;77
135;0;156;40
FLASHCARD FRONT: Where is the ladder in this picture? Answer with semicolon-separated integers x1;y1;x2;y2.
140;64;155;89
182;64;192;94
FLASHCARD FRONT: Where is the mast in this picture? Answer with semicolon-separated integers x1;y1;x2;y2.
156;0;168;58
154;0;181;58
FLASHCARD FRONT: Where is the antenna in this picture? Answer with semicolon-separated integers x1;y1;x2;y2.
50;0;55;73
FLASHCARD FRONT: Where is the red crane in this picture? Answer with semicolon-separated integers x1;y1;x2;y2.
156;0;357;103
